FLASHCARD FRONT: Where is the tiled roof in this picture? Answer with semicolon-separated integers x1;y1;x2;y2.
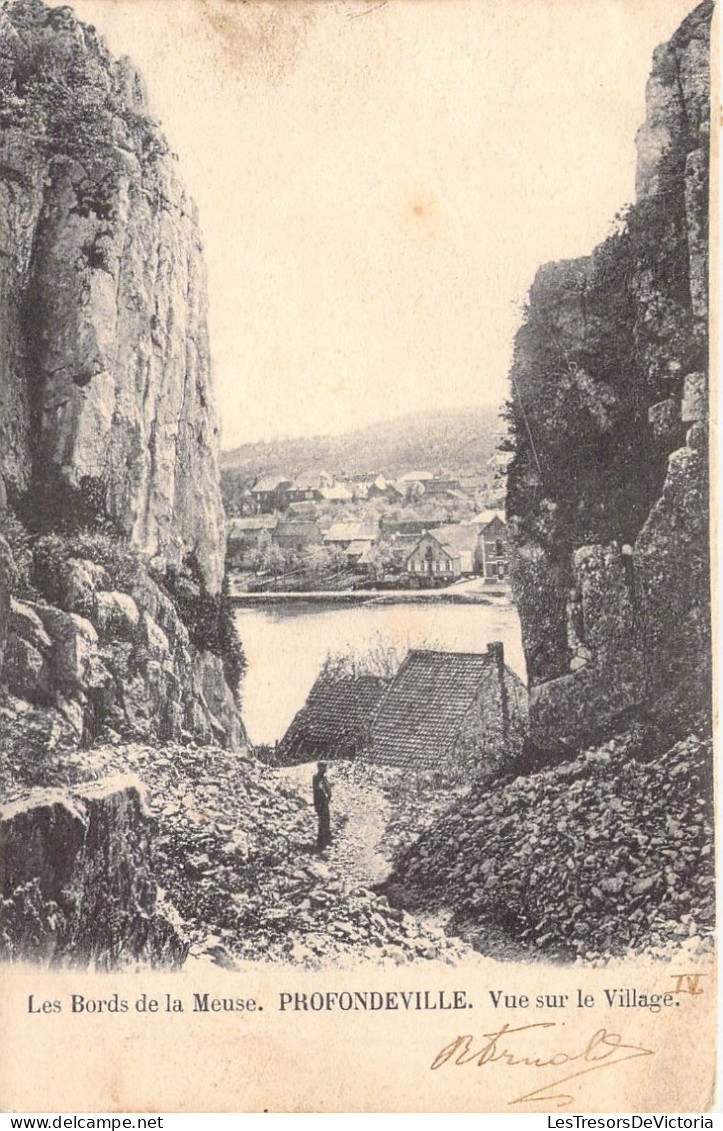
370;650;494;769
278;674;389;764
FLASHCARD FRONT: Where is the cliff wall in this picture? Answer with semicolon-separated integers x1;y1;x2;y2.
0;0;245;750
0;774;187;965
0;0;225;592
506;1;712;753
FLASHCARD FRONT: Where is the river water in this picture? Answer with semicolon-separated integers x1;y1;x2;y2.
234;598;525;746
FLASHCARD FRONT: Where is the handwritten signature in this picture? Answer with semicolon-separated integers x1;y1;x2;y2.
430;1023;654;1107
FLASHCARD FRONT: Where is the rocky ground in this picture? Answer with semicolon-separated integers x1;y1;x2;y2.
0;727;471;969
384;728;715;965
1;691;714;970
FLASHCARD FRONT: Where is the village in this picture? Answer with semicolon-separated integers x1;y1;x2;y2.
223;458;511;594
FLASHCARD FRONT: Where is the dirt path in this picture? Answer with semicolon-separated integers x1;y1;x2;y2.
325;772;392;886
278;763;395;889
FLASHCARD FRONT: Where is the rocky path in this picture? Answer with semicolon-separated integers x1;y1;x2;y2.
326;774;392;887
277;763;394;889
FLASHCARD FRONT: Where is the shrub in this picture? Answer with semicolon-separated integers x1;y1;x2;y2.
1;511;36;599
163;553;247;698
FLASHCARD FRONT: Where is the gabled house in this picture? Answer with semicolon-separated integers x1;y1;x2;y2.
366;476;406;502
424;475;462;496
366;475;390;499
323;522;378;550
226;515;278;567
467;511;508;581
252;475;293;513
318;483;354;504
405;524;481;578
368;643;527;775
458;472;490;495
273;520;324;552
277;672;389;764
287;469;335;503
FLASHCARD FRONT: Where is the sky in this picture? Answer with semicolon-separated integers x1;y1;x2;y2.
51;0;701;447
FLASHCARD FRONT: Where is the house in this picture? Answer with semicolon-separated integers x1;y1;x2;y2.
366;476;406;502
424;475;462;497
226;515;278;567
273;520;324;552
368;643;528;775
467;510;508;582
344;540;377;569
366;475;389;499
251;475;293;513
432;487;468;505
277;672;389;764
398;470;434;483
323;522;378;551
381;518;447;538
458;472;490;495
405;524;481;578
318;483;354;504
287;469;335;503
385;480;407;502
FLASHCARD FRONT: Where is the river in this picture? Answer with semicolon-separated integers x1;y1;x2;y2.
234;597;525;746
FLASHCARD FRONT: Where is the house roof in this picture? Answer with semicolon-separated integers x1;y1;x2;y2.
324;522;378;543
278;673;389;763
370;649;497;769
274;521;321;538
386;481;406;496
252;475;292;493
319;484;353;501
431;524;480;553
399;470;434;481
344;540;375;559
227;515;277;534
468;509;506;529
435;488;467;501
295;469;332;490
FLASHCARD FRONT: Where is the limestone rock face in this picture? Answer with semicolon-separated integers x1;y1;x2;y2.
0;560;245;750
0;774;187;966
506;1;712;752
0;0;225;592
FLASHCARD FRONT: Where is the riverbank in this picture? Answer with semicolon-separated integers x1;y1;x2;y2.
229;578;512;607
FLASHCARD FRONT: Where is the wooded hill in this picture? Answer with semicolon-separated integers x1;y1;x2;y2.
221;405;504;481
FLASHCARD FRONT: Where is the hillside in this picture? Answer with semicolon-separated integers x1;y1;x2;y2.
221;405;504;480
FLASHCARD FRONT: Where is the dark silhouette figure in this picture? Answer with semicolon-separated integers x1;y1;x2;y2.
313;761;332;851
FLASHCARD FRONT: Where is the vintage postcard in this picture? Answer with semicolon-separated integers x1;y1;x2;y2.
0;0;717;1115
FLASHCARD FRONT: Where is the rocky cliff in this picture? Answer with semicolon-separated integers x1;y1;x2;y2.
0;774;187;966
0;0;225;591
506;1;712;754
383;3;714;963
0;0;245;751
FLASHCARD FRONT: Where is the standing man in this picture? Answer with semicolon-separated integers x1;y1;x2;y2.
313;762;332;851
